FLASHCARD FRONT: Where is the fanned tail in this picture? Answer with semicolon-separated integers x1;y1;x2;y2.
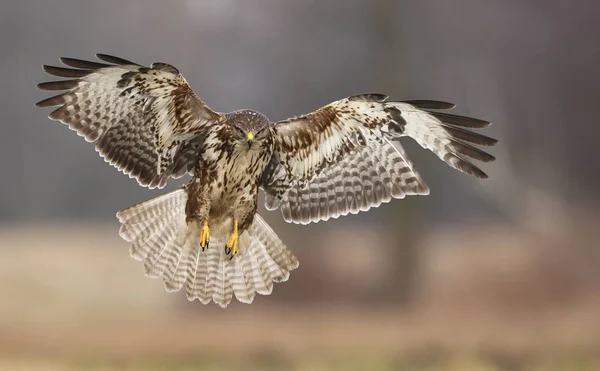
116;189;299;307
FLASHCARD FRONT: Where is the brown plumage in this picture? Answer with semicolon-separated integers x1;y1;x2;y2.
37;54;497;307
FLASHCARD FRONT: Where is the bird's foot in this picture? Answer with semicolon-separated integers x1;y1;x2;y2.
199;218;210;251
225;220;239;260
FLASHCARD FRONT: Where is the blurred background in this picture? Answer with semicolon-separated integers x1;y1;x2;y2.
1;0;600;370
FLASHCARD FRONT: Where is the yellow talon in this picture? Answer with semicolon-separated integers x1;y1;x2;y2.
225;220;239;259
200;218;210;251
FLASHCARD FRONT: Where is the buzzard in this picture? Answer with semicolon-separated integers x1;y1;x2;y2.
36;54;497;307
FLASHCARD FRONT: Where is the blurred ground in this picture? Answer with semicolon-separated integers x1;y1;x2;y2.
1;222;599;371
2;1;600;370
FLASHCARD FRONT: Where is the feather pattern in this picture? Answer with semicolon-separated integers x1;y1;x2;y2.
262;94;496;224
273;131;429;224
36;54;225;188
116;189;298;307
36;55;498;307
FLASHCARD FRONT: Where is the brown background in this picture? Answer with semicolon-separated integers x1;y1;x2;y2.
1;1;599;370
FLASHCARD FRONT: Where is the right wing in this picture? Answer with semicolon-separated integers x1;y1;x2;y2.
36;54;225;188
262;94;497;224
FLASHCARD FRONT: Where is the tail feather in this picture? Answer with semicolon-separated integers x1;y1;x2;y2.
231;239;256;304
230;232;257;304
128;219;175;262
129;217;177;263
205;244;233;306
232;263;254;304
190;241;211;304
240;244;261;300
204;243;221;303
161;231;187;292
118;190;187;227
219;257;236;306
117;189;298;307
258;243;290;285
245;243;274;295
142;220;180;278
251;215;299;274
165;229;196;292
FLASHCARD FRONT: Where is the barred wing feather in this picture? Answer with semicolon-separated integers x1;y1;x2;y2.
262;94;497;224
36;54;224;188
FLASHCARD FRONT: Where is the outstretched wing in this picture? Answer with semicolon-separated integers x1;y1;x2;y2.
262;94;497;224
36;54;225;188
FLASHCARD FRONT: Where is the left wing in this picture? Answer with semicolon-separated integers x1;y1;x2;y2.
261;94;497;224
36;54;225;188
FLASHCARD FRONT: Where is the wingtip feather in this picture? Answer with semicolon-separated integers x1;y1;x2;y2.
431;111;491;129
37;80;79;91
43;65;91;78
60;57;110;69
95;53;136;65
35;94;66;107
402;100;457;110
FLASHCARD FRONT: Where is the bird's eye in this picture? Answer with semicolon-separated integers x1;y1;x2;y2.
236;127;245;136
255;127;266;137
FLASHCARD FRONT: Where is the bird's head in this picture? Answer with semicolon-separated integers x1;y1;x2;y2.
227;110;272;150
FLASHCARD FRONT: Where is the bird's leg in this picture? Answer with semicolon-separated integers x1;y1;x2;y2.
225;220;239;259
199;218;210;251
185;177;211;250
225;190;258;260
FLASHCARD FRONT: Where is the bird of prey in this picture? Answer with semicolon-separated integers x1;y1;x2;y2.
36;54;497;307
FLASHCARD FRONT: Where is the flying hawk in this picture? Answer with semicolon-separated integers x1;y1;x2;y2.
36;54;497;307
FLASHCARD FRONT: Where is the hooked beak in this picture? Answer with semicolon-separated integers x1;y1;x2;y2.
246;132;254;148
